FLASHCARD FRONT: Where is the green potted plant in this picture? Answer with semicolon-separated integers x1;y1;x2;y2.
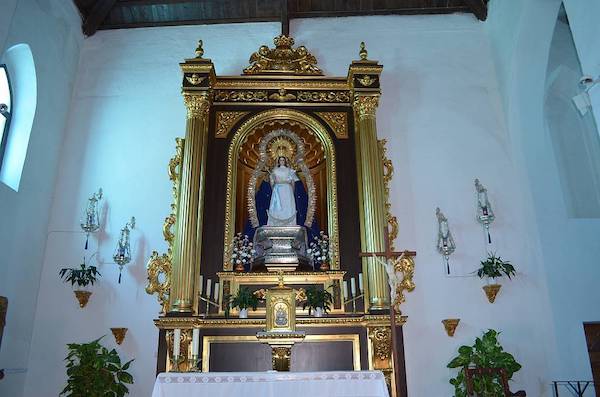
225;287;259;318
61;336;134;397
59;260;101;308
448;329;522;397
476;253;516;303
302;286;333;317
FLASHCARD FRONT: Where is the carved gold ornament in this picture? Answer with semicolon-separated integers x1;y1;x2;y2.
354;95;379;119
243;35;322;76
358;75;377;87
379;139;398;250
317;112;348;139
146;138;184;314
183;92;211;119
214;90;268;102
483;284;502;303
369;326;392;362
185;73;204;85
215;111;249;138
359;41;369;61
110;327;128;345
442;319;460;337
297;91;350;103
269;89;297;102
390;254;416;312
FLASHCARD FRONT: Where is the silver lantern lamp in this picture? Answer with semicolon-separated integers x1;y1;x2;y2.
80;188;103;250
436;207;456;275
113;217;135;284
475;178;495;244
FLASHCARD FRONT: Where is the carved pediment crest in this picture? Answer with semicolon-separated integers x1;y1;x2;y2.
243;35;323;76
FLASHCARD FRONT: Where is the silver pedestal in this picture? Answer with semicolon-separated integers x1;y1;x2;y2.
252;226;312;272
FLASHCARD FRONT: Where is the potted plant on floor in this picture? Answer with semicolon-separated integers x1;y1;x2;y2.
61;336;134;397
303;286;333;317
59;259;101;308
448;329;524;397
225;287;259;318
476;253;516;303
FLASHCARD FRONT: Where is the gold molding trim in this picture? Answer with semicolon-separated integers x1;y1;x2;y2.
378;139;398;250
154;314;406;329
223;109;340;271
201;334;360;372
215;111;249;138
215;78;348;90
316;112;349;139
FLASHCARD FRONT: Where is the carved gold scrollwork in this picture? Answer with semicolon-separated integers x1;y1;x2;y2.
297;91;350;103
391;255;416;312
146;138;184;314
243;35;322;76
358;75;377;87
353;95;379;119
183;92;211;119
378;139;398;250
215;111;249;138
146;252;172;314
316;112;348;139
368;326;393;391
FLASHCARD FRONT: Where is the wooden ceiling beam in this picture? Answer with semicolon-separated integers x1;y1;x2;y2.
463;0;488;21
83;0;118;36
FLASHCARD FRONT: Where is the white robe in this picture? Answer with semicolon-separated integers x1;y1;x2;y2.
267;166;299;226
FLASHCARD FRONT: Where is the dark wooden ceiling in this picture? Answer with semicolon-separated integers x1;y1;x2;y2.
74;0;489;36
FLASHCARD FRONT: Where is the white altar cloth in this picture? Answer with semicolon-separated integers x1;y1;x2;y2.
151;371;389;397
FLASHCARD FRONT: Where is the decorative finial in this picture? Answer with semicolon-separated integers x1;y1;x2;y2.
359;42;368;61
195;40;204;58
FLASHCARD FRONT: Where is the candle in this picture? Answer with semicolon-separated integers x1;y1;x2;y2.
206;279;212;298
198;275;203;296
173;329;181;358
358;273;363;292
350;277;356;296
343;282;348;299
214;282;220;301
192;329;200;356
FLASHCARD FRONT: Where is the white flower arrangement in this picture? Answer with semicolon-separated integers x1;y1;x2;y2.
231;233;255;270
307;231;331;266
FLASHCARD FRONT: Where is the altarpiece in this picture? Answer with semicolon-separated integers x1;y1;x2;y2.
146;35;416;397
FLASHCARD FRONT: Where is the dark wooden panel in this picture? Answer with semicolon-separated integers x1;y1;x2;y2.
584;322;600;395
210;343;272;371
292;340;355;371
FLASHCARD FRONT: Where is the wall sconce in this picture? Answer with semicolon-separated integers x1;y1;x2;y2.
475;179;495;244
110;327;128;345
572;75;599;116
80;188;103;249
442;319;460;337
113;217;135;284
436;207;456;275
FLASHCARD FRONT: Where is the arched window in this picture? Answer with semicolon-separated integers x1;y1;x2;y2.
0;44;36;191
0;64;11;168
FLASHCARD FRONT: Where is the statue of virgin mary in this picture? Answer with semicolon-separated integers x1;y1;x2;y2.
267;156;299;226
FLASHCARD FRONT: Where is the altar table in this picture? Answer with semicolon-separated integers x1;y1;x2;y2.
151;371;389;397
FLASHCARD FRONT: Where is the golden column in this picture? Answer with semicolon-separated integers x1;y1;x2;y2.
170;42;216;313
348;43;388;311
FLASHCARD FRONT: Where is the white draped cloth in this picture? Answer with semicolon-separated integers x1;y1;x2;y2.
267;165;299;226
152;371;389;397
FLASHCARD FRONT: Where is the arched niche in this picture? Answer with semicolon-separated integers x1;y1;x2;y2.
223;108;339;270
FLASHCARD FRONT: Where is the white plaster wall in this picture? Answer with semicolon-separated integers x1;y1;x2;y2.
293;15;557;396
0;1;82;396
23;14;565;396
487;0;600;386
24;22;281;397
